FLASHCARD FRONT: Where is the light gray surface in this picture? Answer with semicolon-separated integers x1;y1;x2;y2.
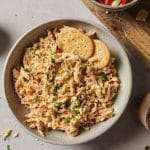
0;0;150;150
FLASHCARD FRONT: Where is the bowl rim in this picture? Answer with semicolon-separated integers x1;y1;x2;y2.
90;0;139;10
3;18;133;145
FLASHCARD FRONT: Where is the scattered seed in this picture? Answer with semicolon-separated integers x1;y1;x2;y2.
12;132;19;138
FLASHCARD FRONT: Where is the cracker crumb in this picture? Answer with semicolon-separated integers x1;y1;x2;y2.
105;11;109;14
12;132;19;138
85;31;96;38
35;138;39;141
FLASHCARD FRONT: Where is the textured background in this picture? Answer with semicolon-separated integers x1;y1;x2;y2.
0;0;150;150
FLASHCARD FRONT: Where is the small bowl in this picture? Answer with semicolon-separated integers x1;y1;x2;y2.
90;0;140;11
3;19;132;145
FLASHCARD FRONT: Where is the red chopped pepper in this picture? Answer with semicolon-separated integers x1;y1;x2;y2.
121;0;128;4
97;0;131;5
104;0;113;5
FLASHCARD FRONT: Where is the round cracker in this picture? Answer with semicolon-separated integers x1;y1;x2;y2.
59;26;82;33
56;26;94;61
93;39;110;68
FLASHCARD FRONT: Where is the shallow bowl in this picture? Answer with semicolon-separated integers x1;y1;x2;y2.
3;19;132;145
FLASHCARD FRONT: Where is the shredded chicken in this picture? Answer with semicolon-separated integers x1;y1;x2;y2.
12;30;120;137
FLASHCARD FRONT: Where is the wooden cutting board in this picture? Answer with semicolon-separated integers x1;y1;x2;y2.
82;0;150;68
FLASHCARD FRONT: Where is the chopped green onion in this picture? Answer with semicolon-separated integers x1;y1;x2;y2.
77;87;85;96
53;92;58;96
38;53;42;59
22;77;27;83
53;84;59;91
24;68;29;72
51;57;55;63
71;108;79;116
7;145;10;150
79;62;84;69
63;68;67;73
43;115;49;118
96;71;108;81
52;83;59;96
33;96;39;102
54;102;63;107
64;117;71;123
49;48;53;53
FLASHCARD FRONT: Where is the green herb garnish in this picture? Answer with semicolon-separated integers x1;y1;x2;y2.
51;57;55;63
96;71;108;81
7;145;10;150
33;96;39;102
55;102;63;107
43;115;49;118
71;108;79;116
53;92;58;96
24;68;29;72
79;62;84;69
62;68;67;73
22;77;27;83
64;117;71;123
38;53;42;59
49;48;53;52
52;83;59;96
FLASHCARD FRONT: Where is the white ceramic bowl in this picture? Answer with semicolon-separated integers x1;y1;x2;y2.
3;19;132;145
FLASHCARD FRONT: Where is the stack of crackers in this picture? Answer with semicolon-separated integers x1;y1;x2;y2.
56;26;110;69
